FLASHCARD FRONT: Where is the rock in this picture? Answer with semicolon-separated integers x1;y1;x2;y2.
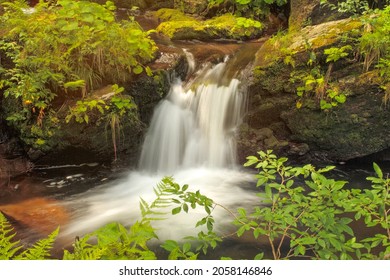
255;18;362;69
289;0;348;31
281;90;390;161
243;15;390;163
174;0;208;14
288;143;310;156
155;9;264;41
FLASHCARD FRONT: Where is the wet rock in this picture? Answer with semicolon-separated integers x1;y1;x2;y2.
281;90;390;162
237;124;289;164
287;143;310;156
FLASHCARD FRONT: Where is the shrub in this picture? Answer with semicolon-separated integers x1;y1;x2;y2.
0;0;157;149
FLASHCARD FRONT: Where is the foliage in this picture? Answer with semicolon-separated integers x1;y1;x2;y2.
0;212;59;260
291;43;351;111
320;0;389;15
241;150;390;259
241;150;356;259
358;5;390;104
65;85;136;125
345;163;390;259
64;177;221;260
0;0;157;149
155;9;263;40
207;0;288;19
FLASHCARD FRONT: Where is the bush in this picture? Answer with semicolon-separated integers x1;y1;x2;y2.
0;0;157;149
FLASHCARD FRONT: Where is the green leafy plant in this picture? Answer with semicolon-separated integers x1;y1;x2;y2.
345;163;390;259
207;0;288;19
0;212;59;260
237;150;390;259
358;5;390;104
320;0;371;15
0;0;157;148
292;43;352;110
240;150;359;259
63;177;222;260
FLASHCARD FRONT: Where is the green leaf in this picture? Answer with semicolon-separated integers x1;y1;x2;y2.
373;162;383;179
172;207;181;215
182;203;189;213
133;65;143;75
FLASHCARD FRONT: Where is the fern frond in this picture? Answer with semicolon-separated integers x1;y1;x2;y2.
0;212;23;260
64;233;106;260
15;227;59;260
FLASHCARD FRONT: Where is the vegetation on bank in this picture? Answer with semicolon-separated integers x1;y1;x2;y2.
0;0;156;150
1;151;389;260
254;2;390;111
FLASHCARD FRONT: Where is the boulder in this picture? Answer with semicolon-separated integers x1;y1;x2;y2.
244;16;390;163
155;9;264;41
289;0;348;31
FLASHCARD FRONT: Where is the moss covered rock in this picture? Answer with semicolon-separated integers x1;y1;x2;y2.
244;15;390;163
255;18;362;69
91;0;174;10
155;9;264;41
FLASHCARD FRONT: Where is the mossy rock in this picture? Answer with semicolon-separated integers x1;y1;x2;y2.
155;9;264;41
91;0;148;9
91;0;174;10
174;0;208;14
255;18;363;69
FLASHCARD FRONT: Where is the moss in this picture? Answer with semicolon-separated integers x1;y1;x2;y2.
205;14;263;40
155;9;263;41
155;8;197;22
156;20;207;40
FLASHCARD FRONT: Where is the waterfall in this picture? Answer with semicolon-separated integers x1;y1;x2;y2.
62;52;256;241
139;59;246;174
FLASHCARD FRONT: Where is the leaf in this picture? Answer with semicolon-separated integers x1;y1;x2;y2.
254;252;264;260
172;207;181;215
373;162;383;179
161;240;178;252
133;65;143;75
182;242;191;253
182;203;189;213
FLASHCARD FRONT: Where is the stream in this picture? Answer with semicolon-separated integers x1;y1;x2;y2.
1;41;389;259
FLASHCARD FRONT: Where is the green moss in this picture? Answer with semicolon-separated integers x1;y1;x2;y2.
157;20;206;39
205;14;263;40
155;8;197;22
155;9;263;41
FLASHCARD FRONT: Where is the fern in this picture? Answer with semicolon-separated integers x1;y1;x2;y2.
0;212;23;260
63;234;106;260
14;227;59;260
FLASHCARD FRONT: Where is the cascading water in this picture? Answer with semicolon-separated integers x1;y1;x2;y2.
139;60;245;173
62;52;257;241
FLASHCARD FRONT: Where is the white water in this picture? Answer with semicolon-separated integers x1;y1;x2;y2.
62;58;256;241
